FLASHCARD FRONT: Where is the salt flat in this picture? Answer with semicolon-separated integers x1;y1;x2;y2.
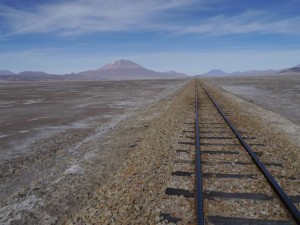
0;79;187;225
205;74;300;126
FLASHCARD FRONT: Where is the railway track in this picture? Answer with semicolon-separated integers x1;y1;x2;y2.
164;80;300;225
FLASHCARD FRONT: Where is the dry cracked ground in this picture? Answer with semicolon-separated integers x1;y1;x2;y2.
0;77;299;224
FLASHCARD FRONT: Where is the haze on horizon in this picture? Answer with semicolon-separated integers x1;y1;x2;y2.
0;0;300;75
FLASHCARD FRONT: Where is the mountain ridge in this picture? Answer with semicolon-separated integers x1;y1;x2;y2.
76;59;187;80
280;64;300;73
99;59;145;70
201;69;282;77
201;63;300;77
0;59;187;81
0;70;15;75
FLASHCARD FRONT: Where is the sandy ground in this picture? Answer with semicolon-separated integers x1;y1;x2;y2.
0;79;188;225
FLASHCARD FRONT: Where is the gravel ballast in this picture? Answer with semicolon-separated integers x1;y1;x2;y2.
64;79;299;224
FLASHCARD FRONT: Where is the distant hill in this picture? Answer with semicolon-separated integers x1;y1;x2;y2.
0;71;84;81
231;69;280;76
0;70;14;75
202;69;229;77
280;64;300;73
17;71;55;79
100;59;143;70
201;69;280;77
0;71;68;81
163;71;188;78
0;59;187;81
77;59;187;80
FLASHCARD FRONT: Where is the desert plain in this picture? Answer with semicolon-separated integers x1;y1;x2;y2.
206;73;300;145
0;74;299;224
0;79;187;224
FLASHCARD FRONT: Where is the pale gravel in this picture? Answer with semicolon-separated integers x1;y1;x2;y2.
203;80;300;214
64;81;198;224
64;79;299;224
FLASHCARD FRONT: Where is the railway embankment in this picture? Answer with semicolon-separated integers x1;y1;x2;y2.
64;79;299;224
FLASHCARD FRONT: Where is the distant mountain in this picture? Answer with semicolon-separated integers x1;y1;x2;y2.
163;71;188;78
77;59;187;80
0;71;76;81
280;64;300;73
0;59;187;81
201;69;280;77
231;70;280;76
0;70;14;75
18;71;52;77
10;71;63;81
202;69;229;77
100;59;144;70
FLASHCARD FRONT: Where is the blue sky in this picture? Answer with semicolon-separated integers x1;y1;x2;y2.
0;0;300;75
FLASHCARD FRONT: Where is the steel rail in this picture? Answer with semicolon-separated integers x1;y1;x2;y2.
201;83;300;224
195;83;204;225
